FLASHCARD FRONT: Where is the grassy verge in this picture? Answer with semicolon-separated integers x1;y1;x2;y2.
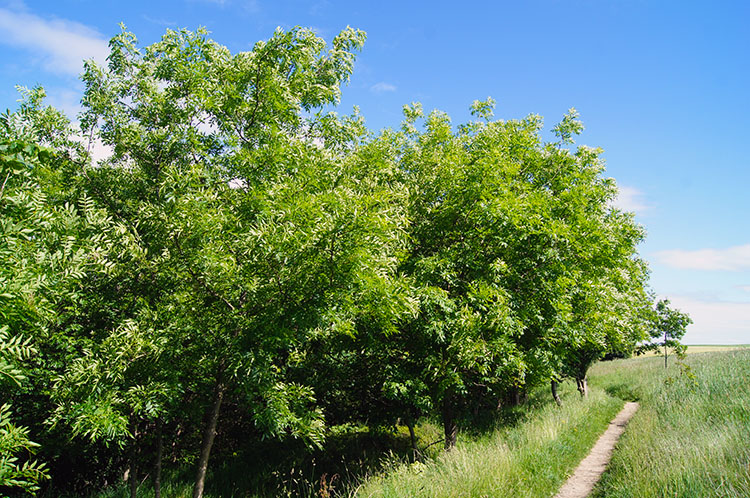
589;349;750;497
82;350;750;497
354;385;622;498
87;383;621;497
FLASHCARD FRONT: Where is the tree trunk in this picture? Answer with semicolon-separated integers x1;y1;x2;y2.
505;386;522;406
551;379;562;406
171;421;185;463
407;422;419;462
192;378;226;498
128;439;138;498
154;420;163;498
576;376;588;397
664;331;668;368
442;399;458;451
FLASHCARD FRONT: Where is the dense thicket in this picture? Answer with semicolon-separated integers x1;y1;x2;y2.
0;26;684;496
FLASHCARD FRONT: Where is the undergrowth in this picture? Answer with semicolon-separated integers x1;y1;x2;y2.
77;350;750;497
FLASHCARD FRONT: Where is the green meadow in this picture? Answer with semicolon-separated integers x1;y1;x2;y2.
590;349;750;497
355;349;750;498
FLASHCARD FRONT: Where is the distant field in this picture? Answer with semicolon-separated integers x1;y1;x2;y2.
640;344;748;356
686;344;749;353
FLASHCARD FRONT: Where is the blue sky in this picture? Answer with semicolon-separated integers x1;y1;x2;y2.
1;0;749;343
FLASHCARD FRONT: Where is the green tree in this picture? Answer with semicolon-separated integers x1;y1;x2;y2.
74;25;405;497
501;108;652;401
360;102;655;447
556;253;652;397
0;110;99;493
2;88;168;495
641;299;692;368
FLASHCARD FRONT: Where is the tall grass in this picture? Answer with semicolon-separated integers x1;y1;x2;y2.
589;349;750;497
354;386;622;498
84;350;750;497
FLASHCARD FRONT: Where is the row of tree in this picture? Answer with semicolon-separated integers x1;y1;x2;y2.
1;26;687;497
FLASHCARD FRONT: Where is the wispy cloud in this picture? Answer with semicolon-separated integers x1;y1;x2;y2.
370;82;397;94
654;244;750;271
142;15;177;27
189;0;228;5
242;0;261;14
308;0;329;16
612;186;650;214
44;87;83;118
86;136;114;165
186;0;260;10
0;7;108;76
186;0;261;14
666;295;750;344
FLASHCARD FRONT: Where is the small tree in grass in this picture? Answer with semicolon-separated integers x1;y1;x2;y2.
641;299;692;368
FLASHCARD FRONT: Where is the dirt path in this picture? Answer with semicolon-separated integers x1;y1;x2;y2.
553;401;639;498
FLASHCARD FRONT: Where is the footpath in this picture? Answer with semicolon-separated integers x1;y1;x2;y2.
554;401;639;498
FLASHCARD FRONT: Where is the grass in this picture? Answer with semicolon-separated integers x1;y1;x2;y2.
589;349;750;497
81;348;750;497
354;385;622;498
358;349;750;498
82;381;622;498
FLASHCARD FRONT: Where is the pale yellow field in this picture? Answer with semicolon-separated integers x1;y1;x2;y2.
641;344;749;356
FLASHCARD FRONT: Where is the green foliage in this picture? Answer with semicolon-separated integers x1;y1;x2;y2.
50;319;172;445
0;326;35;385
69;24;407;496
637;298;692;367
2;23;661;495
348;98;652;445
0;404;49;495
0;118;98;494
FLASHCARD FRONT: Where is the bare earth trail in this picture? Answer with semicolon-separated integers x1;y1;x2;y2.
553;401;640;498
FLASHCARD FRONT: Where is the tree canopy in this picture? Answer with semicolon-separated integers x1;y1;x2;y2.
0;25;679;496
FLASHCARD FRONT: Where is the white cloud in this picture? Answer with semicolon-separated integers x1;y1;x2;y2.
193;113;221;138
308;1;329;16
666;295;750;345
228;178;246;189
612;186;650;214
70;129;114;165
86;136;114;164
142;15;177;27
0;7;108;76
44;87;83;119
243;0;261;14
654;244;750;271
370;82;397;94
